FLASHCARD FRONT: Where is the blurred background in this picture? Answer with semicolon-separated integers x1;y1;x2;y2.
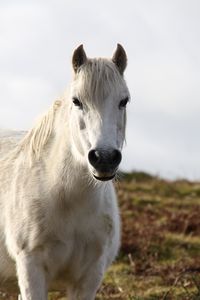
1;2;200;299
0;0;199;180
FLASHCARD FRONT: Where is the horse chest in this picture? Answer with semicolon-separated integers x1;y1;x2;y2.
44;199;113;280
50;204;108;254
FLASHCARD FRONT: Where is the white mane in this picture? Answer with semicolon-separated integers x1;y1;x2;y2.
20;100;63;160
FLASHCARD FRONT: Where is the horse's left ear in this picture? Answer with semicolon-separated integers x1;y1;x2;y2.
72;44;87;73
112;44;127;75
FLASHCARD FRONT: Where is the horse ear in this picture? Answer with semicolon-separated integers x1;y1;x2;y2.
112;44;127;75
72;44;87;73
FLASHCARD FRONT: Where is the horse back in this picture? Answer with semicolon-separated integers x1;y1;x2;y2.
0;130;25;158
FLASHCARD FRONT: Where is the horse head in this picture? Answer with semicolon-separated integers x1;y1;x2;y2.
69;44;130;181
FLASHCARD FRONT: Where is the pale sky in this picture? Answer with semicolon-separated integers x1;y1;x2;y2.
0;0;200;180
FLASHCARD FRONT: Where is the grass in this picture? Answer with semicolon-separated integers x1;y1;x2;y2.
1;171;200;299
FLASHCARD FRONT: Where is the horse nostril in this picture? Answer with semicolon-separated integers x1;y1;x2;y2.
111;149;122;166
88;150;101;167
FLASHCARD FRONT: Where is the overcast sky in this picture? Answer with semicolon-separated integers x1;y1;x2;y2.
0;0;199;180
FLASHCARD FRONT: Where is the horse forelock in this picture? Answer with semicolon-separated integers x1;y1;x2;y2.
73;58;126;106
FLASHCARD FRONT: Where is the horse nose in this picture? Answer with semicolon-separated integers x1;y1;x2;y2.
88;149;122;170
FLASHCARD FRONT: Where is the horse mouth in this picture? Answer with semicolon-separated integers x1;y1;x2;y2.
93;174;115;181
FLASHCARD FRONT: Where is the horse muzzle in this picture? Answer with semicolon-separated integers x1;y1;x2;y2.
88;148;122;181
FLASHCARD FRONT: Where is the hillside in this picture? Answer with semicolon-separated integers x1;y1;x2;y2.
0;172;200;300
98;172;200;299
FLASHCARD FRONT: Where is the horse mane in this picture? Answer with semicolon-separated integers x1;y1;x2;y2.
20;100;62;160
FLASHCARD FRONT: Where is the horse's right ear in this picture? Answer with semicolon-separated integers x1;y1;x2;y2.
72;44;87;73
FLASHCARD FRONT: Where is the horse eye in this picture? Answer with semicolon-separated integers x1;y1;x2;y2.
119;97;129;109
72;97;83;109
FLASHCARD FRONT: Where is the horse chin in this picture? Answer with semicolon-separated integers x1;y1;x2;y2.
93;174;115;181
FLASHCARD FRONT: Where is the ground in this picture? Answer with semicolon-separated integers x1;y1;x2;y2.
1;172;200;299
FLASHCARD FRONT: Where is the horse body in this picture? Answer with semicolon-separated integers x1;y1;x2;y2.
0;44;129;299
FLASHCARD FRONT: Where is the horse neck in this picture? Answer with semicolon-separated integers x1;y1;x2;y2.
43;106;93;194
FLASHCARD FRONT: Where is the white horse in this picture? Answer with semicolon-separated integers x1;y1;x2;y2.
0;44;130;300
